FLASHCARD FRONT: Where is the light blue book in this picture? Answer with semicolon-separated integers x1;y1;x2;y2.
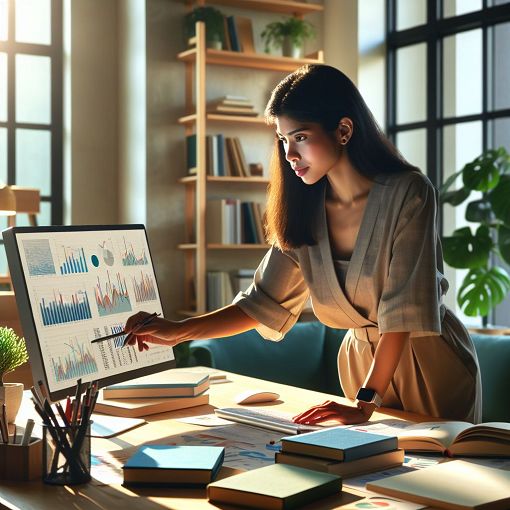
281;426;398;462
123;445;225;486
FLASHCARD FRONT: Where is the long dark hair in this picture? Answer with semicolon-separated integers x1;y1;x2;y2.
264;64;418;250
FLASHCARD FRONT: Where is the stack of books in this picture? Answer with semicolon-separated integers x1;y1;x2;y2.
275;427;404;479
95;370;210;418
208;96;259;117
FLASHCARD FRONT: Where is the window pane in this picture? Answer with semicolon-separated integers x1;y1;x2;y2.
396;43;427;124
0;0;7;41
492;118;510;150
15;0;51;45
397;0;426;30
0;246;7;275
443;29;482;118
443;0;482;17
0;128;6;183
493;22;510;111
16;128;51;195
0;53;6;122
396;129;427;172
16;54;51;124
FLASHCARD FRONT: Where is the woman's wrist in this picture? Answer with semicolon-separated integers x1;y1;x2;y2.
356;400;376;420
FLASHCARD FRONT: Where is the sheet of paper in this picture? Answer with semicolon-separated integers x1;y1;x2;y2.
340;496;426;510
175;413;234;427
343;455;441;493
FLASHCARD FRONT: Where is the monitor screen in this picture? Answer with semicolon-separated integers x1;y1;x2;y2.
2;224;175;401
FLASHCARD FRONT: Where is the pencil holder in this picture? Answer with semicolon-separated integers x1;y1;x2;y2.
42;422;91;485
0;436;43;481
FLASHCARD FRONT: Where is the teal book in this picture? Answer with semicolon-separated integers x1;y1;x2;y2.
207;463;341;510
123;445;224;487
281;426;398;462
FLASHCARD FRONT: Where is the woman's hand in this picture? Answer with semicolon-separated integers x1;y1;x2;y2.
124;311;183;352
293;400;374;426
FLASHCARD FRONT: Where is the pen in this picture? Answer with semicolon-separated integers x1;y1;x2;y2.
121;312;161;348
21;418;35;446
91;330;128;344
1;404;8;444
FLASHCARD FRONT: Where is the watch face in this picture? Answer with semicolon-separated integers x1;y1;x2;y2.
357;388;376;402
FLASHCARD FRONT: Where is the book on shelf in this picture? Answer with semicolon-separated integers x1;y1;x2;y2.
235;16;255;53
275;448;405;479
207;271;234;311
226;15;241;51
102;371;210;399
366;459;510;510
213;105;259;116
186;134;197;175
232;268;256;294
123;445;224;487
233;137;250;176
396;420;510;457
281;426;398;462
207;463;341;510
94;391;209;418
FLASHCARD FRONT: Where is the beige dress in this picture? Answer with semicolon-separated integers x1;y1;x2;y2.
234;170;482;423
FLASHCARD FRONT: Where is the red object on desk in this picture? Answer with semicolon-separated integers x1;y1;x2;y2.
65;396;72;422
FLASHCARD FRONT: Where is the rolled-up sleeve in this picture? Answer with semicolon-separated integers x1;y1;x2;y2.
378;176;442;337
233;246;309;341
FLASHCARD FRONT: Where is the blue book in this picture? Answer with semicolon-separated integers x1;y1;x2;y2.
281;427;398;462
123;445;225;486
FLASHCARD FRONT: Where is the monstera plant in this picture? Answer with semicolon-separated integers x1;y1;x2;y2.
441;147;510;323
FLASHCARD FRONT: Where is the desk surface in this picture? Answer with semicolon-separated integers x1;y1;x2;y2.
1;368;438;510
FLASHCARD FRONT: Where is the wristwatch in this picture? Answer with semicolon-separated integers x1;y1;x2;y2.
355;387;383;408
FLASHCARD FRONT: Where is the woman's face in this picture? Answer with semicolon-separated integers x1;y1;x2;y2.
275;115;342;185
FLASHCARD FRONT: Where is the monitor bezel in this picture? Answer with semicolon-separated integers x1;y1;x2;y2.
2;224;176;402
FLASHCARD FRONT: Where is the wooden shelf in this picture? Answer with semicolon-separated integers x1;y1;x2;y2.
182;0;323;16
178;175;269;184
179;113;266;125
178;47;324;72
178;243;198;250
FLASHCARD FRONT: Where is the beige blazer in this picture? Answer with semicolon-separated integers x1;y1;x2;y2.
234;171;482;423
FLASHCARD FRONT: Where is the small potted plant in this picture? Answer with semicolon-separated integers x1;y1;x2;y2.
184;6;225;50
441;146;510;326
0;327;29;423
261;17;315;58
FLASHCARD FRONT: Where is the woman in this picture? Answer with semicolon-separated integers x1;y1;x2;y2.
125;64;482;425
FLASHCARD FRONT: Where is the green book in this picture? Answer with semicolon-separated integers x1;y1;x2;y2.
123;445;224;487
207;463;341;510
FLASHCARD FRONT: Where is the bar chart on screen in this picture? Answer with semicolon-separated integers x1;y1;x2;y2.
58;245;89;274
38;288;93;326
50;335;99;382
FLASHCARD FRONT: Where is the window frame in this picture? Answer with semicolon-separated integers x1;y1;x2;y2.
0;0;63;226
386;0;510;190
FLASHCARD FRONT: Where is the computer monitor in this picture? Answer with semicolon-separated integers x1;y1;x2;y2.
2;224;176;402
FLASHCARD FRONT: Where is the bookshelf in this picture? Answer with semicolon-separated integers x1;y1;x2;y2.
178;2;324;314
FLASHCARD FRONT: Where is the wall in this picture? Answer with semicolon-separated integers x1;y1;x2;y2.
65;0;119;225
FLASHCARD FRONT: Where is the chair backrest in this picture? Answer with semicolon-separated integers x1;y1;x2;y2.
470;333;510;422
190;321;330;391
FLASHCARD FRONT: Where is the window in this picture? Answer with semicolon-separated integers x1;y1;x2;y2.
0;0;63;275
387;0;510;324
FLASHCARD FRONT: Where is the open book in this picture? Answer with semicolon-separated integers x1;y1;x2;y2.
396;421;510;457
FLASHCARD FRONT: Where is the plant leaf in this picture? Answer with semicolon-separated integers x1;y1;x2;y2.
440;186;470;206
465;199;493;223
439;168;464;194
488;175;510;225
498;224;510;265
462;154;501;192
458;266;510;317
442;225;492;269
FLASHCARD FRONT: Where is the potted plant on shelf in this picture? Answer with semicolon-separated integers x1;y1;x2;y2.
261;17;315;59
184;6;225;50
0;326;29;423
441;146;510;328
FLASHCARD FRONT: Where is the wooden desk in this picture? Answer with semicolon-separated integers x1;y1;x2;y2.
1;369;436;510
